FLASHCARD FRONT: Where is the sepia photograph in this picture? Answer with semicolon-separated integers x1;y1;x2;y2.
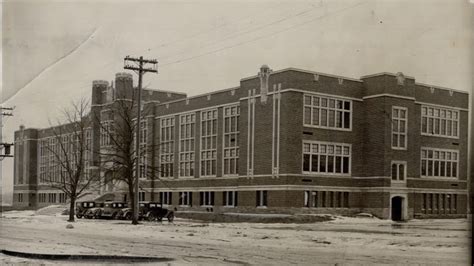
1;0;473;264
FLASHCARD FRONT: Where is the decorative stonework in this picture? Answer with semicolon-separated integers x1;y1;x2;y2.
338;78;344;85
313;74;319;81
207;94;211;101
115;72;132;79
396;72;405;85
92;80;109;86
258;65;272;103
430;87;435;93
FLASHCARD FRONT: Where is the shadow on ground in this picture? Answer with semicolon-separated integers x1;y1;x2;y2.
1;249;174;264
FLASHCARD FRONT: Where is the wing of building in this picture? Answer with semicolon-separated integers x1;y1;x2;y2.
12;66;470;221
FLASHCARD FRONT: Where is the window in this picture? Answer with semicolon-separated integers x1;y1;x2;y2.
18;193;24;203
391;161;406;182
138;120;148;179
84;128;92;179
303;141;351;174
392;106;407;149
304;191;318;207
223;105;240;176
313;191;349;208
59;193;67;203
421;148;458;178
48;193;57;203
200;191;214;206
160;192;172;205
139;191;146;201
179;192;192;206
304;95;351;130
256;190;267;207
421;106;459;138
160;116;175;178
223;191;238;207
201;109;217;176
100;120;114;147
179;113;195;177
39;193;46;203
38;139;49;184
421;193;457;214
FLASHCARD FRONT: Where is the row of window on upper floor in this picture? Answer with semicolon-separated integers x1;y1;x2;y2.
304;95;461;143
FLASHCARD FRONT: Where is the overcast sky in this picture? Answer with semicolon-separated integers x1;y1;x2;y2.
1;0;473;203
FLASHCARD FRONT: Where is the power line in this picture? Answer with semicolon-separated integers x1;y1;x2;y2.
160;1;367;68
158;2;323;62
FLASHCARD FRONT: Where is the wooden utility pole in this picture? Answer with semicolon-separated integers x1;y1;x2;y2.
0;107;14;160
123;56;158;224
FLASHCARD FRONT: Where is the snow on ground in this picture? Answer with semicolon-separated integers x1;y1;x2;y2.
0;210;471;265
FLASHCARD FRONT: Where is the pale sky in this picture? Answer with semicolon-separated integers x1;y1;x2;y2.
1;0;473;203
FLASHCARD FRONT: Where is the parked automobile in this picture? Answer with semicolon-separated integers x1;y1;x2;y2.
96;201;127;219
116;202;148;220
83;202;104;219
143;202;174;222
117;202;174;222
75;201;96;218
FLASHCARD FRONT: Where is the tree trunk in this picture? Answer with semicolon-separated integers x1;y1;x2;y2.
129;187;138;225
68;196;76;222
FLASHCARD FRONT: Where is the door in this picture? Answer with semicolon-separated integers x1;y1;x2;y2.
391;196;403;221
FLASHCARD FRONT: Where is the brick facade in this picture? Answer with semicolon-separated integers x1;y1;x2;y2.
13;66;469;220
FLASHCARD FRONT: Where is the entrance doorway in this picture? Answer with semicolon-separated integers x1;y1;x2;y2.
391;196;403;221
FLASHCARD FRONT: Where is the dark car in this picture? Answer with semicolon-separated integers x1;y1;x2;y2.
117;202;174;222
96;201;127;219
75;201;97;218
143;202;174;222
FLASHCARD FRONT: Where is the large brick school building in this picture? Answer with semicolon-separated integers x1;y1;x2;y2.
12;65;470;220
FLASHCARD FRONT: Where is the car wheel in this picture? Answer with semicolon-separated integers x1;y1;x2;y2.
125;212;132;220
76;214;82;219
147;213;156;222
167;214;174;223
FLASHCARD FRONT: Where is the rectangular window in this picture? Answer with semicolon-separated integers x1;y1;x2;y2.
179;192;192;206
137;120;148;179
302;141;351;174
421;148;458;178
303;95;351;130
256;190;268;207
200;191;215;206
179;113;195;177
201;109;217;177
223;105;240;176
159;192;172;205
41;193;46;203
139;191;146;201
100;120;114;147
392;106;407;149
304;191;318;208
391;161;406;182
17;193;23;203
160;116;175;178
421;106;459;138
223;191;238;207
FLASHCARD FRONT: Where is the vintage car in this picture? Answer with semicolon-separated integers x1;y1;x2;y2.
75;201;97;218
96;201;128;219
83;203;104;219
117;202;174;222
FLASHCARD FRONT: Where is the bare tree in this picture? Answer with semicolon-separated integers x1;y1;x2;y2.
96;85;176;225
43;99;99;222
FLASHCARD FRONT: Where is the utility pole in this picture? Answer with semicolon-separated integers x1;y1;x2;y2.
123;56;158;224
0;107;14;160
